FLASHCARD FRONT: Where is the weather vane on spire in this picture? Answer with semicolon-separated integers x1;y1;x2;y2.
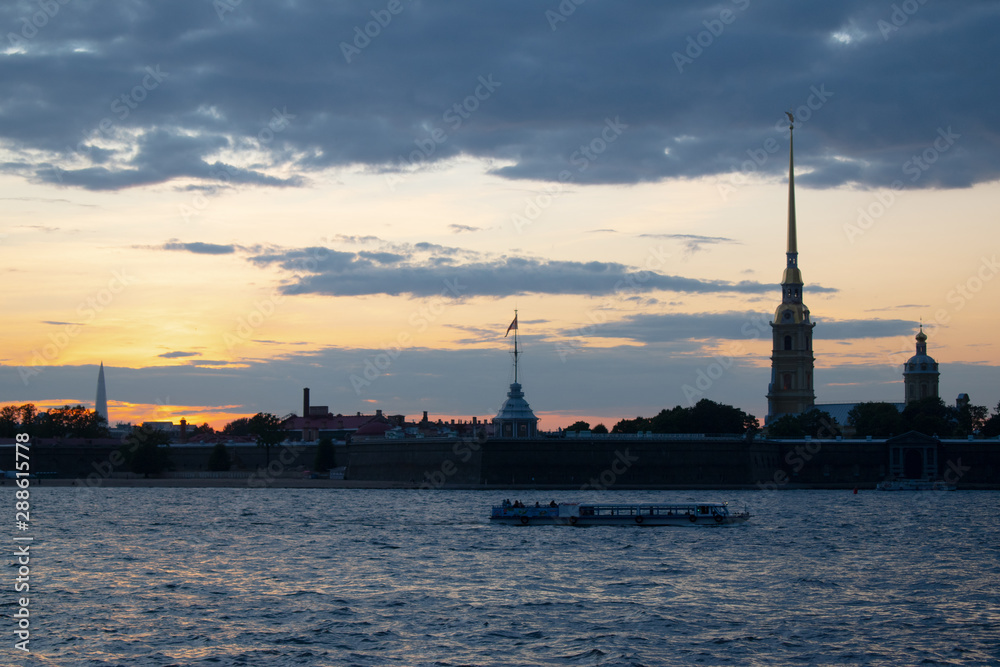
786;110;794;130
505;310;519;383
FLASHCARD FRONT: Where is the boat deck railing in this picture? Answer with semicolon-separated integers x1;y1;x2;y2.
491;505;560;518
491;503;731;518
578;504;726;517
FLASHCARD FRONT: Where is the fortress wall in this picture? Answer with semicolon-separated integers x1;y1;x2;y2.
12;436;998;487
345;438;482;486
22;442;319;480
479;437;759;487
761;440;887;487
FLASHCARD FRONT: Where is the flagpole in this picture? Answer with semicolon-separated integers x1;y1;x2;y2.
513;309;518;384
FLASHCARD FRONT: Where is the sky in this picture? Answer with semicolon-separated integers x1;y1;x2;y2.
2;0;999;430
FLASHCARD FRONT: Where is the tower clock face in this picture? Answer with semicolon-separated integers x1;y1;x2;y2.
782;310;792;322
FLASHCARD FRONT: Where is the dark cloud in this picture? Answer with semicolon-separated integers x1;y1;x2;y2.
565;312;914;344
4;352;995;429
158;351;201;359
640;234;741;254
247;245;819;298
189;359;246;366
358;250;405;264
16;224;60;232
0;2;996;191
162;241;238;255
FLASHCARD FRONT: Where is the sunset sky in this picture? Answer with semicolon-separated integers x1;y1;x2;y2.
2;1;998;430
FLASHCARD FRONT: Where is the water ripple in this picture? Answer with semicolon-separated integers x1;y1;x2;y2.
26;488;1000;666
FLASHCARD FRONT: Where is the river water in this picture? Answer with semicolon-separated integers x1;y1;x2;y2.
12;488;1000;666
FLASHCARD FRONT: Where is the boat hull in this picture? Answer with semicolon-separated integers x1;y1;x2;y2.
490;515;748;526
490;502;750;526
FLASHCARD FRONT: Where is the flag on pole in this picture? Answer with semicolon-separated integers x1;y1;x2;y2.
505;315;518;337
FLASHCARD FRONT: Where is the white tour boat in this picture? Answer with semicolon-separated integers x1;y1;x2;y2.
490;501;750;526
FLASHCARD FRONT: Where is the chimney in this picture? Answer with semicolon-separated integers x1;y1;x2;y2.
422;410;428;423
180;418;187;443
376;409;383;419
303;388;310;418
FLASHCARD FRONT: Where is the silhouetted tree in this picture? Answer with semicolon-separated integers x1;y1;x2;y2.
767;413;804;437
207;442;231;472
121;425;173;477
954;400;988;437
249;412;283;465
647;400;758;434
609;400;758;436
0;405;20;437
19;404;38;430
902;397;952;436
767;409;840;438
565;421;590;432
611;416;652;434
223;417;253;437
48;405;110;438
848;402;905;438
19;405;109;439
591;423;608;434
982;402;1000;438
192;422;215;436
2;404;40;436
314;436;336;472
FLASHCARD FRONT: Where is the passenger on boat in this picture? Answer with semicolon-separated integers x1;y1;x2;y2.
535;501;540;508
549;500;557;507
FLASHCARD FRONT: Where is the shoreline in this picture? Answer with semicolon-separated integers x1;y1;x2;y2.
23;478;1000;490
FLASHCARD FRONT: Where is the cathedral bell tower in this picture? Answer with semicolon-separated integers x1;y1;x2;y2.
766;113;816;423
903;325;939;404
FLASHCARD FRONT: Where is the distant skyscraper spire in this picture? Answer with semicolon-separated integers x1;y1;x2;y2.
95;362;109;425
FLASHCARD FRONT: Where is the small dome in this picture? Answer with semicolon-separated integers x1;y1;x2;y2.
904;354;938;371
495;382;537;421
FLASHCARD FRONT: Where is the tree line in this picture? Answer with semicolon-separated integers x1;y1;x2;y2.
563;400;761;436
0;404;110;439
0;405;336;476
767;396;1000;439
562;396;1000;439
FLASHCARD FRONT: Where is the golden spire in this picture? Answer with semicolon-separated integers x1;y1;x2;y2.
787;114;797;255
781;112;802;287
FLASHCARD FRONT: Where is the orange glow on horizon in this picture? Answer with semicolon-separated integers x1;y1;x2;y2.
0;400;255;431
